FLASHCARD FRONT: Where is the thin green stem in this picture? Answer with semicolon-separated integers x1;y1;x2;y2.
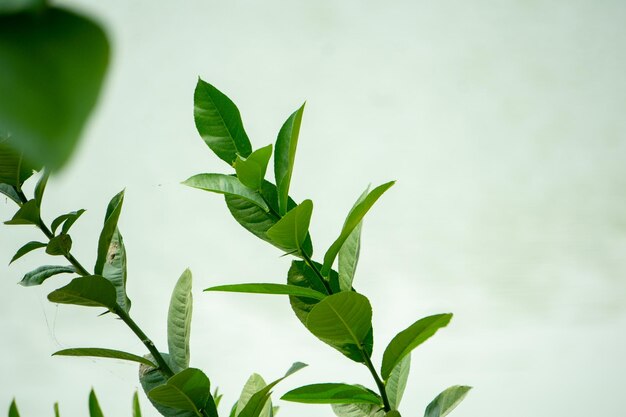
116;307;174;378
362;353;391;412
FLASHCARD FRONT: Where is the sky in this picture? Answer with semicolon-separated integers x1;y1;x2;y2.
1;1;625;416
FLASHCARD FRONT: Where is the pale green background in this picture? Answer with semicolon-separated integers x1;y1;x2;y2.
1;1;625;416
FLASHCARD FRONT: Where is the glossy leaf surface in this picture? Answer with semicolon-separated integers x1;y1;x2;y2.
46;234;72;256
4;199;39;225
0;183;20;204
381;314;452;380
332;403;385;417
94;190;124;275
47;275;118;310
19;264;75;286
305;292;373;362
101;229;131;312
0;8;109;170
51;209;85;235
321;181;395;276
424;386;471;417
184;174;268;212
282;383;382;405
10;240;46;264
274;104;305;215
287;260;331;325
235;374;272;417
33;169;49;206
194;79;251;165
52;347;156;367
337;188;368;291
89;389;104;417
235;144;272;190
266;200;313;254
0;137;35;187
168;269;193;373
148;368;211;414
205;283;326;300
385;355;410;410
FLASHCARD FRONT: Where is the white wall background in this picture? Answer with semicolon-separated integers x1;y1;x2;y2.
1;1;625;416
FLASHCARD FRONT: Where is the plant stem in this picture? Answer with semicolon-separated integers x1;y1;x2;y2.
362;353;391;412
115;307;174;378
301;250;332;295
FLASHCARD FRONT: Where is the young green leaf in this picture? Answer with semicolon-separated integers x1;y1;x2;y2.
332;403;385;417
424;386;471;417
194;78;252;165
235;144;273;190
51;209;86;235
183;174;268;212
47;275;119;310
139;353;197;417
10;241;46;264
287;260;333;325
305;292;373;363
237;363;307;417
4;199;40;225
235;374;272;417
321;181;394;276
89;389;104;417
33;169;49;206
52;348;157;367
281;383;382;405
9;399;19;417
101;229;131;312
0;138;35;188
46;234;72;256
337;188;368;291
381;314;452;380
385;355;410;410
205;283;326;300
148;368;211;415
0;183;21;205
386;411;401;417
132;391;142;417
54;402;60;417
19;265;75;287
266;200;313;255
94;190;124;275
274;103;305;216
168;269;193;373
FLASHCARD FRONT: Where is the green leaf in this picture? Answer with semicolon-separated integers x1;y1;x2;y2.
9;399;19;417
47;275;118;310
424;386;471;417
194;79;252;165
132;392;142;417
224;180;313;254
19;264;75;286
0;137;35;187
235;144;272;190
266;200;313;254
321;181;395;276
287;260;333;325
0;0;44;15
33;169;49;206
0;183;21;204
381;314;452;380
52;348;157;367
332;403;385;417
385;355;410;410
4;199;39;225
205;283;326;300
337;188;368;291
386;411;401;417
139;353;197;417
54;402;60;417
168;269;193;373
46;234;72;256
235;374;272;417
274;103;305;215
237;363;307;417
10;240;46;264
0;8;109;170
51;209;85;235
282;383;382;405
94;190;124;275
148;368;211;415
89;389;104;417
305;292;373;363
101;228;131;312
184;174;268;212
